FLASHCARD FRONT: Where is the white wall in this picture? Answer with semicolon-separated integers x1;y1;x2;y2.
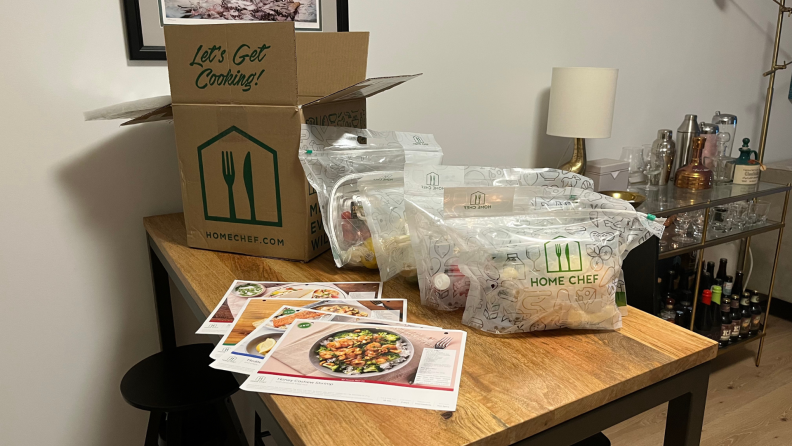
352;0;792;167
2;1;792;445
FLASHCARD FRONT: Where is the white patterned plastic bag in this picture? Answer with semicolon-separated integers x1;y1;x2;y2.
402;165;595;310
359;166;595;283
298;125;442;269
410;186;665;333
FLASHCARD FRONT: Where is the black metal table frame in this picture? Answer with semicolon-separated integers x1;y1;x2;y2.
146;234;712;446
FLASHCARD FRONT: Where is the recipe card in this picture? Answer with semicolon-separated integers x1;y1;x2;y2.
208;298;407;359
197;280;384;334
241;320;467;411
211;305;429;375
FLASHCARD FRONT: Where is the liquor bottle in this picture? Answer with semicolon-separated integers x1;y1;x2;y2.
733;270;744;297
739;291;752;340
716;258;728;282
729;138;762;185
749;291;762;337
723;276;733;300
695;289;714;336
677;290;693;329
666;270;677;299
675;136;714;190
719;296;732;348
729;296;741;343
706;261;716;281
660;294;677;323
710;285;723;334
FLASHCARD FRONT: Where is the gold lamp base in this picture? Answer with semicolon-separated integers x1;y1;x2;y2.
559;137;587;175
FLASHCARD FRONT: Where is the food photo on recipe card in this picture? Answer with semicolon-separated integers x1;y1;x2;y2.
240;320;467;411
208;298;408;359
211;305;433;375
197;280;384;335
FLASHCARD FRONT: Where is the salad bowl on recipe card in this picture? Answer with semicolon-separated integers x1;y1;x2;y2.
309;328;414;378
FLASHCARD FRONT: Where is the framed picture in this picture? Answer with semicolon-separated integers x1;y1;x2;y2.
123;0;349;61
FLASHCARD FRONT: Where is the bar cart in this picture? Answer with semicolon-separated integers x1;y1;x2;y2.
622;181;791;366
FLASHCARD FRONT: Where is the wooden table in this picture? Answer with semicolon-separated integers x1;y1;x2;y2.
144;213;718;446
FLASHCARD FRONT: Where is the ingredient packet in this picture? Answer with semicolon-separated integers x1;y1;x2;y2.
298;125;442;269
409;184;665;333
402;165;595;310
358;166;595;283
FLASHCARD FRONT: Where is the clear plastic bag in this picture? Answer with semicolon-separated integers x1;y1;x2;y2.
299;125;442;268
402;165;595;310
408;185;665;333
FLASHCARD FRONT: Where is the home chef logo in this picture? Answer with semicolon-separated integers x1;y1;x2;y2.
464;191;491;210
422;171;444;190
412;135;429;146
529;236;598;288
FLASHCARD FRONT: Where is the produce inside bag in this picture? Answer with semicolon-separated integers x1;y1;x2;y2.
418;186;665;333
298;125;442;269
402;165;595;310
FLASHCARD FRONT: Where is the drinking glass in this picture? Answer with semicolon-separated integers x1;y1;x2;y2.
709;205;731;233
642;143;663;189
748;200;771;225
729;201;749;231
673;212;695;243
689;209;705;241
620;146;646;185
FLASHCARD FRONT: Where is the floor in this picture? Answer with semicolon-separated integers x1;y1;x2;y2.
605;314;792;446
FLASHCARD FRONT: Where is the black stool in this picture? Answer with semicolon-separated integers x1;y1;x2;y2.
121;344;248;446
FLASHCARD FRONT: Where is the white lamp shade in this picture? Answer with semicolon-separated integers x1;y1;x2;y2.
546;67;619;139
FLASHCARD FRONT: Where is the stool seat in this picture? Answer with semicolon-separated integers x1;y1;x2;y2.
121;344;239;412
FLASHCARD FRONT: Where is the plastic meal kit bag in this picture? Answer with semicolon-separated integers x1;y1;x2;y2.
298;125;442;269
410;185;665;333
401;165;595;310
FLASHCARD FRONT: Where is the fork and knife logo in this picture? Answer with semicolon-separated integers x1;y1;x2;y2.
221;151;257;222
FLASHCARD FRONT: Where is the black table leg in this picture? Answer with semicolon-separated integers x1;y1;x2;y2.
148;246;176;351
218;397;249;446
664;364;710;446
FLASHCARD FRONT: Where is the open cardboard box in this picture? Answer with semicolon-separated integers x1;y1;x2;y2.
96;22;419;261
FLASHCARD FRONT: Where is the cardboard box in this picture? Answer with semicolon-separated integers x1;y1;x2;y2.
586;158;630;191
122;23;418;261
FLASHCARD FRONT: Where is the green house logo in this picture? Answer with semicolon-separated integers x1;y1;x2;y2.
426;172;439;186
198;126;282;226
413;135;429;146
470;191;485;205
544;236;582;273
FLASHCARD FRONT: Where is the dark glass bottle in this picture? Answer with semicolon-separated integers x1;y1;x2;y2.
677;290;693;329
729;296;741;343
716;258;728;282
706;261;716;282
695;289;714;336
666;270;677;299
739;291;751;340
660;294;677;323
749;291;762;337
733;270;744;298
719;296;732;348
710;285;722;337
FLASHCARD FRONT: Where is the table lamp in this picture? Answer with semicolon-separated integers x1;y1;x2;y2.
546;67;619;175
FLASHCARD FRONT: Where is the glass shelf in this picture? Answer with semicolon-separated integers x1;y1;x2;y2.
658;219;783;259
717;331;765;356
628;182;791;218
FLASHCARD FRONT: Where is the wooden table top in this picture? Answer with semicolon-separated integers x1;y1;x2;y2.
144;213;718;446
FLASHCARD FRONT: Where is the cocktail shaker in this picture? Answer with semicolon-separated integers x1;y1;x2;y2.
649;129;675;186
712;111;737;156
673;114;700;180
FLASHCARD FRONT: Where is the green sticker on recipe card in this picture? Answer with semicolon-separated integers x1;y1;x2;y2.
297;322;311;329
282;309;296;315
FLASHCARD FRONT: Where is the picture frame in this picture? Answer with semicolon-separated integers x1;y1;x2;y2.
122;0;349;61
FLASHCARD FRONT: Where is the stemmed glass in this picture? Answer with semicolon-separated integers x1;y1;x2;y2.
689;209;705;241
525;246;541;272
672;212;695;244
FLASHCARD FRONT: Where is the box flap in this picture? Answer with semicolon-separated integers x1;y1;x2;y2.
121;105;173;126
165;22;298;106
301;74;421;108
295;32;368;97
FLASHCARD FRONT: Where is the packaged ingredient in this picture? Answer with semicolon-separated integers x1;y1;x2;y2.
299;125;442;269
410;185;665;333
402;165;594;310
